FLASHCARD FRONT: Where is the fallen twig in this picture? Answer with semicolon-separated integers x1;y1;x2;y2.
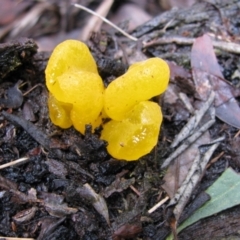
171;91;215;148
168;137;224;221
144;35;240;54
148;196;169;214
161;118;215;169
0;157;29;170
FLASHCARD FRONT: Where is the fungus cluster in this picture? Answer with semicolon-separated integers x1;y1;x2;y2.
45;40;169;160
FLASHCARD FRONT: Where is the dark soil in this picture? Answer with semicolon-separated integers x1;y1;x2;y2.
0;1;240;240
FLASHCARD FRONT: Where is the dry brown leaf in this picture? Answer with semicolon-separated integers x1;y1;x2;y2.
39;192;78;218
162;131;210;198
103;177;135;198
191;34;240;128
12;206;37;223
82;183;110;225
112;223;142;240
45;159;68;178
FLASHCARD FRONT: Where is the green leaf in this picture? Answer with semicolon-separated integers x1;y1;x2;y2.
177;167;240;233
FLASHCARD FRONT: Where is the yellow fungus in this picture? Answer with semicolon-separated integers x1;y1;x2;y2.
45;40;170;161
45;40;104;134
101;101;162;161
48;94;72;129
104;58;169;121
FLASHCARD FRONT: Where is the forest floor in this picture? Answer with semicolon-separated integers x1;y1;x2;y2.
0;1;240;239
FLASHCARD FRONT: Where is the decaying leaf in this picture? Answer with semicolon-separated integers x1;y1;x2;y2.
80;183;110;225
22;101;37;121
45;159;68;178
103;176;135;198
39;192;78;218
167;140;222;221
191;34;240;128
161;112;215;169
85;183;110;225
37;216;66;240
162;131;211;198
112;223;142;240
0;176;40;203
12;206;37;223
0;175;18;190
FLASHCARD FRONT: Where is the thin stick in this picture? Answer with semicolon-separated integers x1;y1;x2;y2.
80;0;114;41
73;3;138;42
207;151;225;168
0;157;29;170
0;237;34;240
143;35;240;54
23;83;43;96
148;196;169;214
130;185;141;197
161;119;216;169
234;129;240;138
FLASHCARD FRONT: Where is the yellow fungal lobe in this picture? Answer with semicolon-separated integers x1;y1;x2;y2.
101;101;162;161
104;58;170;121
48;94;72;129
45;40;104;134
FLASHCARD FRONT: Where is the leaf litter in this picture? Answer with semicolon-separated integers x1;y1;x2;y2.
191;34;240;128
160;33;240;237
